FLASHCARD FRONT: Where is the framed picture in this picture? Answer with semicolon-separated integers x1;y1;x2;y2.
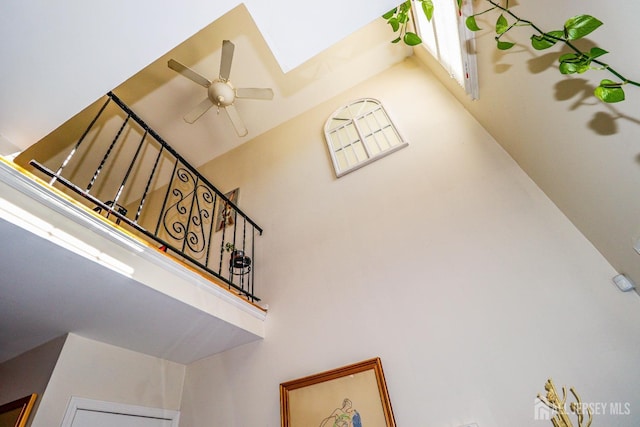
280;357;396;427
0;394;37;427
215;188;239;232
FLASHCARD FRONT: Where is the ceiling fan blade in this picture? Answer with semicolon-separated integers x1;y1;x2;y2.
219;40;235;82
224;104;248;137
235;87;274;100
168;59;211;88
184;98;214;124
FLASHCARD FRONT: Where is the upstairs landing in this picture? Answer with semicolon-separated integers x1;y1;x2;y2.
0;158;266;364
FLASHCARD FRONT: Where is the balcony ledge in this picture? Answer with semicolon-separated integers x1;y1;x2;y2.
0;158;266;364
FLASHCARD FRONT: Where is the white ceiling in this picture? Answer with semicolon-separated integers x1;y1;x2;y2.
0;217;262;364
0;0;401;156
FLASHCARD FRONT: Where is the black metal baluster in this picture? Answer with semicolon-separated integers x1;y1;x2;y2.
229;208;239;287
240;215;247;292
203;188;216;268
107;129;148;221
51;97;111;186
135;144;164;224
219;198;228;277
86;115;130;193
250;224;256;301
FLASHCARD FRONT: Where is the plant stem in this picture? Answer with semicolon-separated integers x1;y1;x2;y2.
483;0;640;87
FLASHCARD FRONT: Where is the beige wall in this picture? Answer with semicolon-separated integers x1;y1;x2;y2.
178;58;640;426
0;335;65;422
415;0;640;301
30;334;185;427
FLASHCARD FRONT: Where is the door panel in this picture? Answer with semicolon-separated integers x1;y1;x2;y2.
71;409;175;427
61;397;179;427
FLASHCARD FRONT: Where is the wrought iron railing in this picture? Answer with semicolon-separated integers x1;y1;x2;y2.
30;92;262;302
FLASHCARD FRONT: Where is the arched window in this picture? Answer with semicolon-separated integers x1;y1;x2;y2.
324;98;408;177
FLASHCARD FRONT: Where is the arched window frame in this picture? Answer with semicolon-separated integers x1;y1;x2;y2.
324;98;408;178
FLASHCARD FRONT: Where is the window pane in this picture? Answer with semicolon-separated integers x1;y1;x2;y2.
324;98;408;177
383;126;401;147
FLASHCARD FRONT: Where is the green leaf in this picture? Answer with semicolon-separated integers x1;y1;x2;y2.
531;35;554;50
559;62;578;74
391;36;402;44
457;0;463;9
589;47;608;59
564;15;603;40
496;39;515;50
404;32;423;46
422;0;434;21
594;80;625;103
398;11;409;24
530;30;564;50
382;8;396;20
558;55;590;74
388;17;400;32
496;14;509;34
548;30;565;39
466;15;482;31
576;63;591;73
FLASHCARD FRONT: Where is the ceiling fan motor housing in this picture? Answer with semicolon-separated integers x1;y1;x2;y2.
209;80;236;106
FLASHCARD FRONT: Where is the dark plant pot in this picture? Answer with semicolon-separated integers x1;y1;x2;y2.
231;250;251;269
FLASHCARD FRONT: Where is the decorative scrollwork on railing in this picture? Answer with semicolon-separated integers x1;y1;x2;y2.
160;166;216;260
184;183;215;256
162;167;195;241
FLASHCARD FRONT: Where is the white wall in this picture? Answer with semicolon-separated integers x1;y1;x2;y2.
177;58;640;426
31;334;185;427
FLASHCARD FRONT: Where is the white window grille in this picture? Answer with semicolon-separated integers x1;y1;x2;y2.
324;98;408;178
413;0;479;99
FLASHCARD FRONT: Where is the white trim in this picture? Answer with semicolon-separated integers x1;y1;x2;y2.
412;0;479;99
61;397;180;427
458;0;479;99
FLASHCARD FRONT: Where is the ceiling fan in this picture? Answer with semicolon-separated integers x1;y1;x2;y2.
168;39;274;137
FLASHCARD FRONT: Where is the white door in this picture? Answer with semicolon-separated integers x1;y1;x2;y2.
61;397;180;427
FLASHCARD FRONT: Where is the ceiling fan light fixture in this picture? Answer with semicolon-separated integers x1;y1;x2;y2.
208;80;235;107
167;39;274;137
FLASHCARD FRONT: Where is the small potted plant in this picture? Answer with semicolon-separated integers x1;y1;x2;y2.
225;243;251;270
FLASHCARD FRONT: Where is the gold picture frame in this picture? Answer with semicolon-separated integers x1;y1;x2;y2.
280;358;396;427
0;394;37;427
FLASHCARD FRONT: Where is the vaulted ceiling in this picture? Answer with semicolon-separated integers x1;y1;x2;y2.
15;4;411;168
1;0;402;160
3;0;640;364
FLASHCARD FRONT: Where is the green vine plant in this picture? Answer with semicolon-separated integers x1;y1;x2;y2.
383;0;640;103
